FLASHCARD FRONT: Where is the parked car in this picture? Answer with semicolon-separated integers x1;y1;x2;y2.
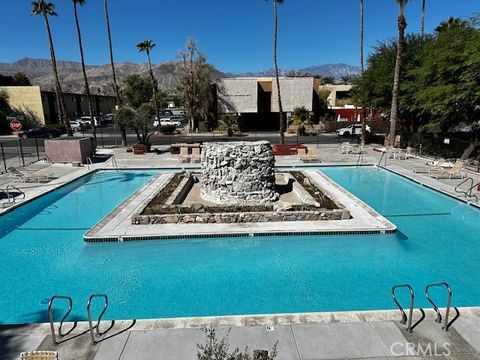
159;117;182;127
336;123;371;137
79;116;104;127
69;120;84;131
76;118;92;129
103;113;114;123
18;127;62;139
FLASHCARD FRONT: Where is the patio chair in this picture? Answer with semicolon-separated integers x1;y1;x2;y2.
178;146;190;163
350;144;363;155
191;147;201;163
307;147;320;162
430;159;466;180
412;158;446;174
298;148;310;163
7;167;52;183
337;142;351;154
20;351;58;360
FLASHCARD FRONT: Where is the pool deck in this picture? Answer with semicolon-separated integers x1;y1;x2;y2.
1;143;480;359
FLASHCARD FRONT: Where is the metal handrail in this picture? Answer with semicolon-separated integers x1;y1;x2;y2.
111;155;119;172
6;184;25;201
87;294;109;345
377;151;387;167
392;284;425;333
48;295;77;345
425;282;460;331
466;181;480;200
86;157;94;170
356;150;364;166
455;177;474;197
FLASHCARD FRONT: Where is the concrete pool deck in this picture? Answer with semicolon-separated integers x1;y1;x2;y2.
1;143;480;359
2;309;480;359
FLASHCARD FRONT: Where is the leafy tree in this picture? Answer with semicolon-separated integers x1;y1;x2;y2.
122;75;154;109
104;0;121;108
0;73;31;86
0;90;11;134
131;103;156;144
113;106;135;146
388;0;410;146
71;0;96;145
137;40;160;120
31;0;72;135
176;38;214;132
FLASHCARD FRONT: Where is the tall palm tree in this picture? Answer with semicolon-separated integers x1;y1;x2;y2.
104;0;121;108
72;0;96;145
272;0;286;144
32;0;72;135
104;0;125;145
420;0;426;39
360;0;366;146
388;0;410;147
136;40;160;120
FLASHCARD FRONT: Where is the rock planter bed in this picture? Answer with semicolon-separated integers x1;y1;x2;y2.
132;170;349;225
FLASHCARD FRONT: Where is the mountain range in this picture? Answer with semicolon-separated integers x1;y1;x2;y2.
0;58;361;96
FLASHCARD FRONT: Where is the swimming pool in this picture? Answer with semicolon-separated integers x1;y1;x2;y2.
0;167;479;324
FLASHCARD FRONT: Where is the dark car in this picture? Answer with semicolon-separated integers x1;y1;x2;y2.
18;127;62;139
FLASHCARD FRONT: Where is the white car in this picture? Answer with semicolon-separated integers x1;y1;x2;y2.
76;118;91;129
159;117;182;127
69;121;84;131
80;116;103;127
336;124;371;137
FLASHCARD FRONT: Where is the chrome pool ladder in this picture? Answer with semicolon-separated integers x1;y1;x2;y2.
87;294;111;345
391;284;425;333
425;282;460;331
48;295;77;345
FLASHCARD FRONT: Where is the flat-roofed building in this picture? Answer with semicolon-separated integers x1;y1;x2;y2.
0;86;116;125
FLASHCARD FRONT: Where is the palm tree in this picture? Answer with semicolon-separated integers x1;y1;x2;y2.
360;0;366;147
420;0;426;39
388;0;410;147
104;0;125;145
71;0;96;145
32;0;72;135
136;40;160;120
272;0;286;144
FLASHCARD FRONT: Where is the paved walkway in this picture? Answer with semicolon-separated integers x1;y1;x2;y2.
1;143;480;359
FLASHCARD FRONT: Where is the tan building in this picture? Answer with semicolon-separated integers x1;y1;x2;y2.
0;86;116;125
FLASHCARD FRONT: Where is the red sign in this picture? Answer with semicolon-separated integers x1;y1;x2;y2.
10;119;22;132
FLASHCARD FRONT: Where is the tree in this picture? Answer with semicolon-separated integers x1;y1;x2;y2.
420;0;426;39
114;106;135;146
0;73;31;86
31;0;72;135
104;0;121;108
0;90;11;134
114;104;155;145
136;40;160;120
176;38;214;132
360;0;366;146
71;0;96;146
388;0;410;147
271;0;286;144
122;75;154;109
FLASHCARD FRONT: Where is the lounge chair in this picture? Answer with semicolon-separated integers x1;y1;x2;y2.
307;147;320;162
178;146;190;163
412;158;446;174
350;144;363;155
20;351;58;360
430;160;466;180
191;147;201;163
338;142;351;154
298;148;310;162
7;167;52;183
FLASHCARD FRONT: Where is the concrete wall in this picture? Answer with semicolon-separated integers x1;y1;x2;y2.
271;78;314;112
0;86;46;124
45;137;93;163
217;78;258;113
319;84;353;107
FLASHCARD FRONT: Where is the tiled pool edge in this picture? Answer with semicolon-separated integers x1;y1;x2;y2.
3;307;480;335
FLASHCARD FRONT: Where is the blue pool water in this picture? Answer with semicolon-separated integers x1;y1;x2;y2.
0;167;479;324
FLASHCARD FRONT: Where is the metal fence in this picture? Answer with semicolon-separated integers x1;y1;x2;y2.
0;138;45;173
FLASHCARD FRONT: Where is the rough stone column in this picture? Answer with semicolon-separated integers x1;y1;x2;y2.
201;141;279;205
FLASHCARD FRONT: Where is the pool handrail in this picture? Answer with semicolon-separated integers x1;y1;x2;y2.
48;295;77;345
425;282;460;331
391;284;425;333
86;293;109;345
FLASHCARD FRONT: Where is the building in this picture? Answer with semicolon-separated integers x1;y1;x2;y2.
0;86;116;125
216;77;363;130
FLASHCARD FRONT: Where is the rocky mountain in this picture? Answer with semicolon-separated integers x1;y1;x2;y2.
0;58;360;96
0;58;224;95
229;63;361;79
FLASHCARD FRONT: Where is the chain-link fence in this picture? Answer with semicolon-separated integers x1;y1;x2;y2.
0;138;45;173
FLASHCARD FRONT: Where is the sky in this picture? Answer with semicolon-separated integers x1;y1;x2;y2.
0;0;478;73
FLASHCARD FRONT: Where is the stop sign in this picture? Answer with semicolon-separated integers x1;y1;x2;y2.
10;119;22;132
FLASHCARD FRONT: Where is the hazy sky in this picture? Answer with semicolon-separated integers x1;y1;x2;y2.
1;0;478;72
